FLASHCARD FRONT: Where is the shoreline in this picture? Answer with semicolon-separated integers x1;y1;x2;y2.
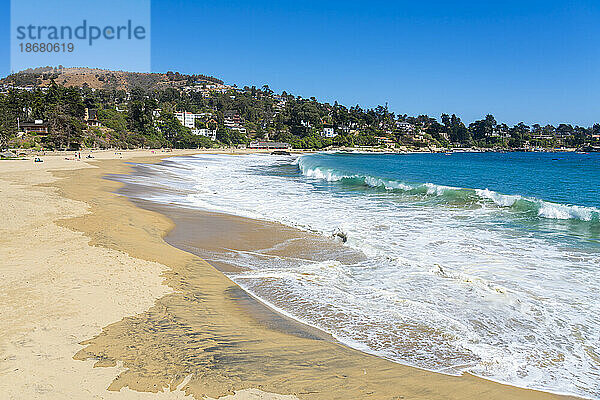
2;145;590;162
117;155;592;400
0;150;580;399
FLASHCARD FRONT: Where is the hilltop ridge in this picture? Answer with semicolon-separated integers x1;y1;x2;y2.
1;66;224;91
1;66;598;153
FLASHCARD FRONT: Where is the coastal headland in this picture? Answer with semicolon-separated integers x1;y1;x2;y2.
0;149;580;399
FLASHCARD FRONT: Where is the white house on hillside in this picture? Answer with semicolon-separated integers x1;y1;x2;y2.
323;127;337;138
175;111;203;129
196;128;217;141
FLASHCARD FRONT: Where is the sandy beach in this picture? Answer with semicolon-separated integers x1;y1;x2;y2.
0;150;579;400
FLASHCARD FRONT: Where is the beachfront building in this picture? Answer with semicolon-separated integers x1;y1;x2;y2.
375;136;397;148
19;119;48;134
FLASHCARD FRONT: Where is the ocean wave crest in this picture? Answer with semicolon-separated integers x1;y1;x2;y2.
298;156;600;223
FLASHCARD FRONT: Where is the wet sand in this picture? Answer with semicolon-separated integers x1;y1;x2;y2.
0;150;195;400
1;151;580;399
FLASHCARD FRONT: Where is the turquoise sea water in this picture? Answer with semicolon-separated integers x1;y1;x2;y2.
299;152;600;241
305;152;600;208
122;152;600;399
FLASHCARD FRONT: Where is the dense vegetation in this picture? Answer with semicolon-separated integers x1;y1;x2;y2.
1;74;599;151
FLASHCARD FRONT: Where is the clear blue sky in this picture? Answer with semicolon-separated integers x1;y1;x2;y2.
1;0;599;126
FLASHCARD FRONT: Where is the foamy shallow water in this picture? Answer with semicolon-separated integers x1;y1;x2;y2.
119;153;600;399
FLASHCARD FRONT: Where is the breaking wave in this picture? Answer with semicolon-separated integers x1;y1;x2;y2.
298;156;600;223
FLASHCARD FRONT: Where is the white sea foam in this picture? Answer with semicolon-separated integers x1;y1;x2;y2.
475;188;600;222
118;153;600;399
298;156;600;223
536;201;598;221
475;188;522;207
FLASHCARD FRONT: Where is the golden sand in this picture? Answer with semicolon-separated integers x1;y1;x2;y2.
0;150;577;399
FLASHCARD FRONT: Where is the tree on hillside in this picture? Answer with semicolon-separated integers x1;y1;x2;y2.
442;113;470;144
469;114;496;142
128;97;157;136
0;96;17;149
157;111;187;144
46;103;84;149
216;128;250;146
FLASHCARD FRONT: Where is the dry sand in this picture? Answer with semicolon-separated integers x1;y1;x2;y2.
0;149;578;400
0;150;294;400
